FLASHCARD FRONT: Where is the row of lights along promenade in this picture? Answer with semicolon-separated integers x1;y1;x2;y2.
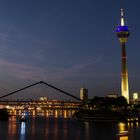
0;99;81;117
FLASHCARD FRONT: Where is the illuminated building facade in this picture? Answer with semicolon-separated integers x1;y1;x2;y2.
106;94;118;98
133;92;138;101
80;87;88;101
131;92;140;104
116;9;130;103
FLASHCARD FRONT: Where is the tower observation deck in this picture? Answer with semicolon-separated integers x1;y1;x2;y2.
116;8;130;103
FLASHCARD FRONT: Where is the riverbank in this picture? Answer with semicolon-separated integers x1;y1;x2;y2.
73;109;127;122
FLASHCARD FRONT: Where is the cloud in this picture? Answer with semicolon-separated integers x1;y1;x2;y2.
0;54;102;86
0;58;46;81
51;56;102;80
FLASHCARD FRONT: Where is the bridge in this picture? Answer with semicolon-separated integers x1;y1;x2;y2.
0;81;83;117
0;81;82;101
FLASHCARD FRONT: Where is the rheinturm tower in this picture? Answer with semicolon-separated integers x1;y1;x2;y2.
116;8;130;103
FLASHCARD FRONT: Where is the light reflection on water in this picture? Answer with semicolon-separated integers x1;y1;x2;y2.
0;116;140;140
8;117;16;135
85;121;90;139
20;122;26;140
118;121;140;140
119;136;128;140
118;122;128;140
21;122;26;135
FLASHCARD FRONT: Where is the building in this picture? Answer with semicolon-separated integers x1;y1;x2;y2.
130;92;140;104
106;94;118;98
80;87;88;101
133;92;139;101
116;9;130;103
39;97;48;101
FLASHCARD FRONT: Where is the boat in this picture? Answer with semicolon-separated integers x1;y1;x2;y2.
20;112;27;122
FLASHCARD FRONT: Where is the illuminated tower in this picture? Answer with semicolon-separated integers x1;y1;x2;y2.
116;9;130;103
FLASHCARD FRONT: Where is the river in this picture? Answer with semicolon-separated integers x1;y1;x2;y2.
0;116;140;140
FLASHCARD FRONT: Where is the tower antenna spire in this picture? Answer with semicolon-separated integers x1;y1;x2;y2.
121;8;125;26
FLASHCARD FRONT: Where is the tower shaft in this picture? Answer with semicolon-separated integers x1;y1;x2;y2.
121;42;129;102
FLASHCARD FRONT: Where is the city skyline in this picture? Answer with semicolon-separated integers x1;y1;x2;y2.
0;0;139;100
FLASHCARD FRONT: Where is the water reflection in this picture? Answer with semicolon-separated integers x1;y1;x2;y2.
136;122;139;127
8;117;16;135
118;122;128;140
20;122;26;140
127;121;140;128
118;122;126;132
20;122;26;135
0;116;140;140
119;136;128;140
84;121;90;139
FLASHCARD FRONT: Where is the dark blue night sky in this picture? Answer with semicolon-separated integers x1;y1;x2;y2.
0;0;139;100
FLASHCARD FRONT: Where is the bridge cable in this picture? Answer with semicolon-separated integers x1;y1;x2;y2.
0;81;82;101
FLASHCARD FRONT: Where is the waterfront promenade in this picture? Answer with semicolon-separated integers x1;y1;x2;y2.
0;99;80;117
